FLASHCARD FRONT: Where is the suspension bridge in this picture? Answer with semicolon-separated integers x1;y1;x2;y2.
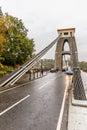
0;28;87;130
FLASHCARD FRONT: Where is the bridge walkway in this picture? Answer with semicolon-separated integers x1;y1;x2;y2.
68;71;87;130
68;95;87;130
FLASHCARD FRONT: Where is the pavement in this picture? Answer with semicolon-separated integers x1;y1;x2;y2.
68;86;87;130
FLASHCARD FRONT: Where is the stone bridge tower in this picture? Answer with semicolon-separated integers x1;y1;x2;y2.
55;28;78;70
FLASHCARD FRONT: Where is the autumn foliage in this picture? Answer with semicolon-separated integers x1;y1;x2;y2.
0;9;35;67
0;8;35;76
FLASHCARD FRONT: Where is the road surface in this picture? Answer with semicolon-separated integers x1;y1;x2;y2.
0;72;66;130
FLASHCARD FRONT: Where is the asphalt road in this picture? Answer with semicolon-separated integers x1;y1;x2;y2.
0;72;66;130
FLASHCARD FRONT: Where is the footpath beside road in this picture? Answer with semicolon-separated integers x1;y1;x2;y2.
68;71;87;130
68;94;87;130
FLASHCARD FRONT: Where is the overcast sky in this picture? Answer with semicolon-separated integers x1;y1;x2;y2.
0;0;87;61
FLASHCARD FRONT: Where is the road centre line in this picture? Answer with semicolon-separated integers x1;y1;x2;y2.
38;82;50;90
0;78;49;94
0;74;62;94
0;73;52;94
39;76;60;90
0;76;58;116
0;73;63;117
0;94;30;116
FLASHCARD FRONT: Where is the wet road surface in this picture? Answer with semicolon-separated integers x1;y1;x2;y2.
0;72;66;130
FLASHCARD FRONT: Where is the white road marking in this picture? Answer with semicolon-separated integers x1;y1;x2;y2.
39;76;60;90
0;73;51;94
0;73;62;94
0;86;19;94
38;82;49;90
0;81;33;94
0;94;30;116
56;76;70;130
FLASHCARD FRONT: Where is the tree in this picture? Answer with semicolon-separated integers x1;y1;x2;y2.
79;61;87;70
0;8;8;65
0;16;7;54
1;12;35;66
34;59;55;69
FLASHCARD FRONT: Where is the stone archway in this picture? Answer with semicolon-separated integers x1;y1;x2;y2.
55;28;78;70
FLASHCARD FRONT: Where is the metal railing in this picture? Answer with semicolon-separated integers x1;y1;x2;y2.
70;35;86;100
73;67;86;100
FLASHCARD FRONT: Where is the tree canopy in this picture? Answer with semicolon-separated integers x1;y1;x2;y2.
0;8;35;66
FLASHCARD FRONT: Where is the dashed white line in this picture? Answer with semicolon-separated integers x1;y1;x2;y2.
0;73;63;117
0;74;62;94
39;76;59;90
39;82;49;90
0;94;30;116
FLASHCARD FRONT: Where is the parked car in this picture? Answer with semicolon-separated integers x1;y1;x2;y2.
62;67;68;72
50;68;58;73
62;68;66;72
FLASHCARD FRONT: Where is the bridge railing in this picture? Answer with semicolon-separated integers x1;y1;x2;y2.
73;67;86;100
70;35;86;100
0;36;61;88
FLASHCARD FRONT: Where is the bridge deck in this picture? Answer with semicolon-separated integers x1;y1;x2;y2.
0;72;67;130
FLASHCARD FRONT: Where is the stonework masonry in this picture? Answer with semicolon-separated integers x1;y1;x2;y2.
55;28;78;70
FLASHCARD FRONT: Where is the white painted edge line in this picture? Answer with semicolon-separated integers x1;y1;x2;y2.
56;84;68;130
0;86;20;94
0;73;62;94
0;80;34;94
0;77;54;94
72;90;87;107
0;94;30;116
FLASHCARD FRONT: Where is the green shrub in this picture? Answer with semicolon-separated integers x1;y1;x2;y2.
0;63;14;77
0;70;7;76
0;63;4;70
